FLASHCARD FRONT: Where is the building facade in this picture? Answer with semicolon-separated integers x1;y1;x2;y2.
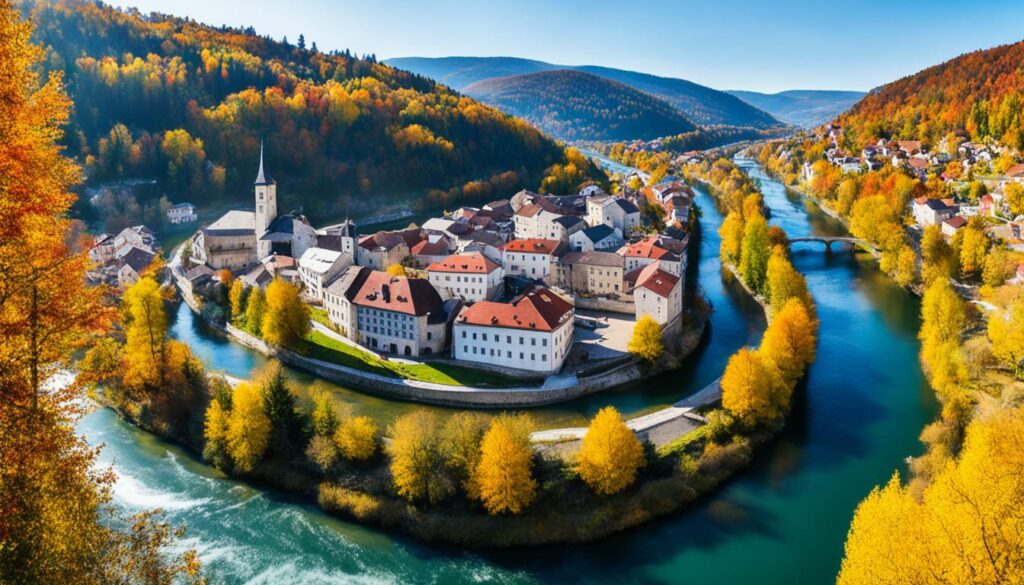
501;239;564;282
452;286;574;373
427;252;503;302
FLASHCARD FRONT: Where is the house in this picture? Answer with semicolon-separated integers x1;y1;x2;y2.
664;194;691;226
117;246;156;288
941;216;968;237
649;181;692;207
167;202;198;224
912;197;958;227
410;234;452;268
452;285;574;374
316;219;359;260
585;196;642;234
513;204;582;241
114;225;158;252
980;194;996;216
194;210;258;271
427;252;503;302
356;231;411;270
627;263;682;326
579;185;606;198
89;233;117;265
897;140;923;155
618;235;684;275
323;266;452;356
1007;163;1024;183
570;224;623;252
554;251;625;297
298;247;351;301
838;157;863;174
907;157;930;180
184;265;214;289
501;239;565;282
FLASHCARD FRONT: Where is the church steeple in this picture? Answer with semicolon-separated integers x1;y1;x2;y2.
254;140;274;186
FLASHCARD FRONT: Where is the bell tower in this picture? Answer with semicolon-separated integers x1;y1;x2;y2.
254;141;277;258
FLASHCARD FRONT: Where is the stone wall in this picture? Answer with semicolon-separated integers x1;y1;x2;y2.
573;296;635;314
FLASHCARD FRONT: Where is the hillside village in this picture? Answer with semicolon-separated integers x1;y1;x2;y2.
174;147;694;376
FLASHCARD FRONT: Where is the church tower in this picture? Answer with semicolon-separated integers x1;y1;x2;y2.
254;142;277;258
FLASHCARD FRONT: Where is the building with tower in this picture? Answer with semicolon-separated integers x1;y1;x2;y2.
253;142;278;258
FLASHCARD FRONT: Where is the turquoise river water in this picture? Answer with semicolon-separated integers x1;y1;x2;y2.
78;160;936;583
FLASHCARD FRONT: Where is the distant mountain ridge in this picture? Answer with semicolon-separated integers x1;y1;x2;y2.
463;70;698;142
726;89;866;128
386;56;784;130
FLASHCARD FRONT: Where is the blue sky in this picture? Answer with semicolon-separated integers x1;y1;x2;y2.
107;0;1024;93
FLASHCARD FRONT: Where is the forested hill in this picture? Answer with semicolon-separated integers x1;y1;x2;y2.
726;89;865;128
386;56;784;129
22;0;604;217
834;39;1024;150
464;70;698;142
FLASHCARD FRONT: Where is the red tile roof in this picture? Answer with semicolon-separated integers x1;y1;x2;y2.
456;286;572;332
502;239;564;255
350;270;443;316
428;252;500;274
515;203;542;218
635;263;679;298
943;216;968;229
1007;163;1024;177
620;236;680;261
411;239;450;257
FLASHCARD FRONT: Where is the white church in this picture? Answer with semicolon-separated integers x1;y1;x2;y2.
191;144;354;286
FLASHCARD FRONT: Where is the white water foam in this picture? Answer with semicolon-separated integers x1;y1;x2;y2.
111;468;212;511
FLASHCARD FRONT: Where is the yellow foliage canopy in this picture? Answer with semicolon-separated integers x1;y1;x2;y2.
386;410;452;504
721;348;786;427
627;315;664;362
576;407;645;495
262;278;310;346
474;414;536;515
226;382;270;472
334;416;379;461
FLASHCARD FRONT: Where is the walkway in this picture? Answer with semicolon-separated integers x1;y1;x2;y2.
531;377;721;447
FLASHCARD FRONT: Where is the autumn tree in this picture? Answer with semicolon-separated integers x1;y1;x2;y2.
718;211;744;266
0;4;200;580
228;279;247;319
385;263;407;277
122;275;168;391
1004;181;1024;217
740;211;771;293
919;279;967;394
474;414;537;515
838;405;1024;585
203;398;232;470
226;382;271;472
956;224;990;281
440;411;489;497
335;416;379;461
627;315;664;362
386;410;453;504
576;407;645;495
988;299;1024;378
721;348;786;428
766;246;811;313
310;389;340;437
920;225;956;285
244;286;266;333
262;278;310;346
760;299;817;383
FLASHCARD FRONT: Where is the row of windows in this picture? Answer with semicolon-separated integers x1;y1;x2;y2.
464;346;547;362
461;330;547;346
436;274;485;283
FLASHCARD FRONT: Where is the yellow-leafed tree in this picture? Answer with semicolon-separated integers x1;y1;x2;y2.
718;211;745;266
987;299;1024;378
226;382;271;472
335;415;380;461
759;298;817;383
203;398;231;469
122;276;168;390
228;279;247;319
576;406;645;495
262;278;310;346
627;315;664;362
474;414;536;515
386;410;452;504
838;405;1024;585
721;348;785;427
385;263;407;277
765;245;811;314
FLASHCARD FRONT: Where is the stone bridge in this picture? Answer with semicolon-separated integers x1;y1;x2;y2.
788;236;879;257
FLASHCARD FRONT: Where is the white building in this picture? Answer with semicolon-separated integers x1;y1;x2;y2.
586;196;641;234
618;235;684;275
501;239;564;282
513;204;584;241
570;224;623;252
298;247;351;301
629;263;682;326
427;252;503;302
912;197;958;227
452;285;574;374
323;267;450;356
167;202;198;224
253;144;278;258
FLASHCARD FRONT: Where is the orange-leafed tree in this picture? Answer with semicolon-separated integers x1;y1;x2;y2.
0;3;201;581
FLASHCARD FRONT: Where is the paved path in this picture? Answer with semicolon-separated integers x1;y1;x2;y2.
531;377;721;447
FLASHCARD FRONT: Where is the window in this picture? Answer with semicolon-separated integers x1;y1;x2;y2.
542;355;547;361
506;336;512;344
531;353;535;361
542;339;548;347
507;351;512;358
427;332;432;340
472;332;477;340
482;333;487;341
531;338;536;346
464;345;468;353
519;352;524;360
519;337;524;345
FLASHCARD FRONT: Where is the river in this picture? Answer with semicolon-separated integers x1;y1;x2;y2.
77;159;936;583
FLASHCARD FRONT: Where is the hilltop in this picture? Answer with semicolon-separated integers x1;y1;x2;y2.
835;39;1024;149
463;70;698;142
23;1;603;218
386;56;784;129
727;89;865;128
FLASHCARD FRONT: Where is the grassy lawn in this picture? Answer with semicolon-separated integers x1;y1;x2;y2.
310;307;334;330
295;330;536;388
